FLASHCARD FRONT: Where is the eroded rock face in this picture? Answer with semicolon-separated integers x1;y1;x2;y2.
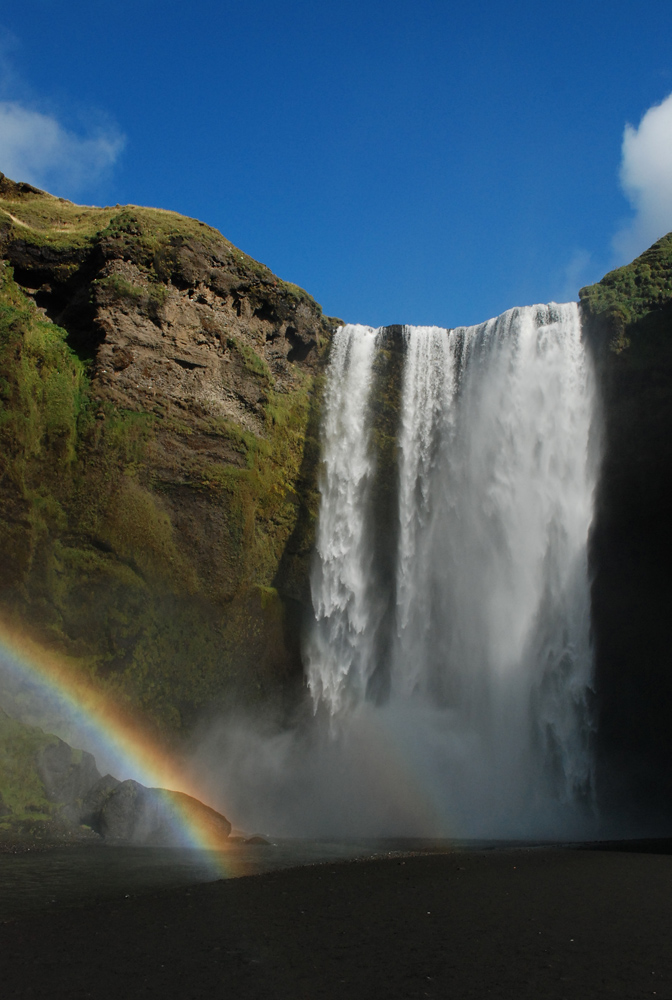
0;178;338;729
80;248;322;438
2;193;329;437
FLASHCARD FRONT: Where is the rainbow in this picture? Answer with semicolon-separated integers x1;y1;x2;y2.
0;620;237;874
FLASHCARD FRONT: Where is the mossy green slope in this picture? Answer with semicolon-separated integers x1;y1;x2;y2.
0;709;57;825
0;176;334;735
580;233;672;333
0;177;319;311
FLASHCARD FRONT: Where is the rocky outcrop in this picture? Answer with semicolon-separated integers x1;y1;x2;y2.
36;738;101;824
0;711;231;845
84;778;232;846
80;773;121;827
0;708;68;835
0;175;339;731
0;708;105;840
580;233;672;826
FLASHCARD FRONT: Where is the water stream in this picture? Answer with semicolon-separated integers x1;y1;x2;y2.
305;304;598;838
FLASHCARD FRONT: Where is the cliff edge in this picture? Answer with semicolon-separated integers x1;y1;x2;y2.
0;175;338;732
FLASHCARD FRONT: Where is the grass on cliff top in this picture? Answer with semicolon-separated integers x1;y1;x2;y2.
0;176;321;311
579;232;672;326
0;184;231;253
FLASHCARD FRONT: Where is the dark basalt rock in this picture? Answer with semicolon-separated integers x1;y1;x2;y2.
0;712;232;847
80;774;121;827
90;778;232;846
580;233;672;827
36;739;102;807
95;779;163;843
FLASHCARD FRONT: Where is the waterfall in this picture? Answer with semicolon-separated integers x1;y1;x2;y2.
305;324;380;712
306;303;599;837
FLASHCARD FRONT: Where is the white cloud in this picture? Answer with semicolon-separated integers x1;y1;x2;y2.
0;100;125;196
613;92;672;261
558;248;593;301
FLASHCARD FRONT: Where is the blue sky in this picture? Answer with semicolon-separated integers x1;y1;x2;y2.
1;0;671;327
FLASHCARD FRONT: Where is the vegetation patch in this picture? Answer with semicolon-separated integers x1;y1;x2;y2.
0;184;324;313
580;233;672;351
0;264;86;484
0;710;56;821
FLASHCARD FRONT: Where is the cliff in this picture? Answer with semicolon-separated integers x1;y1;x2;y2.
580;233;672;825
0;707;99;843
0;174;338;733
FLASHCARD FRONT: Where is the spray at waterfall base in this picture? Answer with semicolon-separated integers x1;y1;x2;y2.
197;306;601;841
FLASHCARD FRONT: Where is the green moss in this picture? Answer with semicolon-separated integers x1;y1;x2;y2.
94;274;169;310
0;188;325;313
239;342;272;381
198;417;257;458
222;335;272;382
0;266;86;486
580;233;672;350
100;480;196;589
0;200;117;251
0;711;56;820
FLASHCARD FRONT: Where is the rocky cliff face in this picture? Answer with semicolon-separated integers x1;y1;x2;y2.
580;233;672;826
0;175;338;732
0;709;231;846
0;707;98;841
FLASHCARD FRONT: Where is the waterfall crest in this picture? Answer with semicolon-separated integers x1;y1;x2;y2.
306;304;599;836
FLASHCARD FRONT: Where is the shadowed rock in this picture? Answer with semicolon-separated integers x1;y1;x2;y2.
80;774;121;827
0;713;231;847
36;739;102;825
92;779;231;846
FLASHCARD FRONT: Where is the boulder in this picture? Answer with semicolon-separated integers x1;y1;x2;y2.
79;773;121;827
36;738;101;805
92;778;232;846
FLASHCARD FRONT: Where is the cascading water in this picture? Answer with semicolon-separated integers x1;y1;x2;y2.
305;324;380;712
306;303;599;838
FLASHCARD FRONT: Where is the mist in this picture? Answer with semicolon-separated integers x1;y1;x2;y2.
188;309;604;843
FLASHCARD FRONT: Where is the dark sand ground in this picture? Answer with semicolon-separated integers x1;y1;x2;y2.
2;845;671;999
